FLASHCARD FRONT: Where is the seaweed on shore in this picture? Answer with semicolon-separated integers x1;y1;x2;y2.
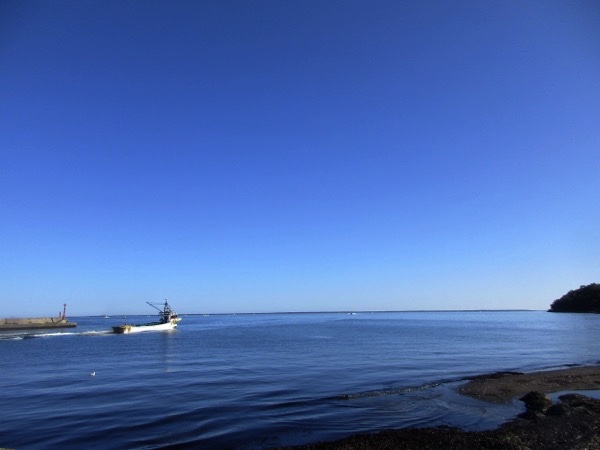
277;393;600;449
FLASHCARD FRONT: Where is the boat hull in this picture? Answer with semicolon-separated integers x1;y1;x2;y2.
112;320;177;334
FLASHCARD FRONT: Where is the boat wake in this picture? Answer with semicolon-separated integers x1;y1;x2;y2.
0;334;25;340
0;330;113;340
81;330;113;336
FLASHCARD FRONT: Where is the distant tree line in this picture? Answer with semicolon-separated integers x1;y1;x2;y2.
548;283;600;313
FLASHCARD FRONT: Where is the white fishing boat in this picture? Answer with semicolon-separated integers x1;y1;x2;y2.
112;300;181;334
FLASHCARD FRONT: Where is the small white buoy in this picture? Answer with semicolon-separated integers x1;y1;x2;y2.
90;371;96;376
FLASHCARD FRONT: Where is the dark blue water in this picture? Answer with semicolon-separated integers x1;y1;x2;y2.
1;311;600;449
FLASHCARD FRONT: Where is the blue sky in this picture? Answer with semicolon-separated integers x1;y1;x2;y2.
1;1;599;316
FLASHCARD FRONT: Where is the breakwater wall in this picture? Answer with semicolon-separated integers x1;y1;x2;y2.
0;317;77;330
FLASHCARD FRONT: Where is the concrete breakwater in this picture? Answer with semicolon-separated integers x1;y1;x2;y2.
0;305;77;330
0;316;77;330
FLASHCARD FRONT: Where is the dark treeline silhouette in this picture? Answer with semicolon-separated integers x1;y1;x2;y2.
549;283;600;313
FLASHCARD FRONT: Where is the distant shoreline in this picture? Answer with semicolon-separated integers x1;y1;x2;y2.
112;309;540;317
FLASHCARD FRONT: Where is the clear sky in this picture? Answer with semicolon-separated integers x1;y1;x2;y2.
1;1;599;316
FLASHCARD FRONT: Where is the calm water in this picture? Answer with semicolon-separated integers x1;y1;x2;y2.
1;311;600;449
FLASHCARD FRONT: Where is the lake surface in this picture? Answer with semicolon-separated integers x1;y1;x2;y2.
1;311;600;449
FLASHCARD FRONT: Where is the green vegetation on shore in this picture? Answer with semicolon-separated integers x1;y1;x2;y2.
548;283;600;313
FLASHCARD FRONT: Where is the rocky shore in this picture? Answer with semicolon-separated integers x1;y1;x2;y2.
278;365;600;449
459;365;600;403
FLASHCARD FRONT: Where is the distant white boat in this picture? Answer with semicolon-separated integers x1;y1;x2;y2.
112;300;181;334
